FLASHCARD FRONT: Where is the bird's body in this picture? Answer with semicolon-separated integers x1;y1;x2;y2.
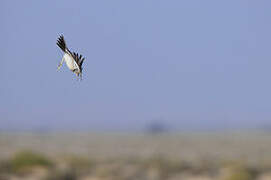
63;53;79;71
56;35;85;79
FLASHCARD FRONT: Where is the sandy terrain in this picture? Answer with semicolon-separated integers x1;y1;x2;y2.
0;131;270;179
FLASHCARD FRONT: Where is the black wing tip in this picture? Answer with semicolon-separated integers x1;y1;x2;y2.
56;35;66;52
57;34;64;43
58;34;65;40
73;52;85;70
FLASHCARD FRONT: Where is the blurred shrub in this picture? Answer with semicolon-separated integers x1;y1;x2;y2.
46;169;77;180
222;165;254;180
94;161;122;178
224;170;253;180
143;156;189;179
0;160;12;174
65;155;94;176
10;151;53;173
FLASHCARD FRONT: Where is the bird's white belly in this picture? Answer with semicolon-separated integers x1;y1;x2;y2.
64;53;76;70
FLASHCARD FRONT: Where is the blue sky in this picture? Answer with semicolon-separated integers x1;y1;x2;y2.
1;1;271;131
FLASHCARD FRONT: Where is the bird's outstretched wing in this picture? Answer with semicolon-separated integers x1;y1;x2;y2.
56;35;67;52
72;52;85;71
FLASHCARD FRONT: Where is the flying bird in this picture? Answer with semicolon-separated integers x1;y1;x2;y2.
56;35;85;80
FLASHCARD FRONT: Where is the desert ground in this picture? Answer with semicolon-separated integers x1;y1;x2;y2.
0;131;271;180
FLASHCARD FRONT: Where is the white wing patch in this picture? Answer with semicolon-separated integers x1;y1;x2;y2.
64;53;80;71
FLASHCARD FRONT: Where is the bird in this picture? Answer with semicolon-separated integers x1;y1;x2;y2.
56;35;85;80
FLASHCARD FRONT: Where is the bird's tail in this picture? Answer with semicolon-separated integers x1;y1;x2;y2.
57;35;67;52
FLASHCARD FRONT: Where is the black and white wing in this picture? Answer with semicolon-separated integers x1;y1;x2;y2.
72;52;85;72
56;35;67;52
